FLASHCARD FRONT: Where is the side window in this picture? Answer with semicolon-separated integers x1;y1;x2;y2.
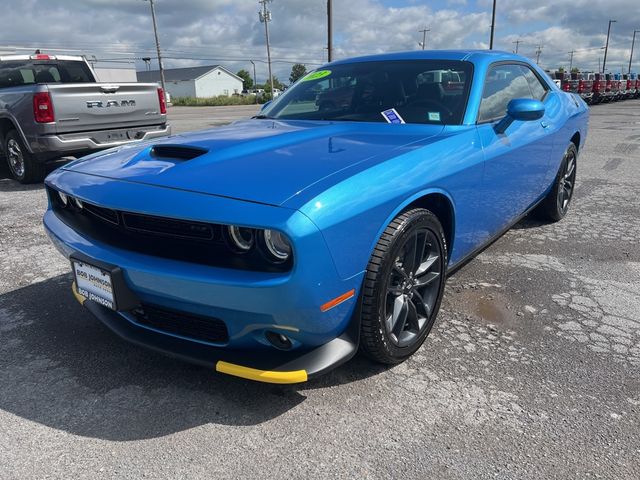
478;64;533;122
519;66;547;100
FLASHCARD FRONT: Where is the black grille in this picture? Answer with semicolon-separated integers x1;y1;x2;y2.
47;186;292;272
132;304;229;344
83;202;119;225
122;212;215;240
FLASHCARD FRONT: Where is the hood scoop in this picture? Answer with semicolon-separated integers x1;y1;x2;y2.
150;144;208;161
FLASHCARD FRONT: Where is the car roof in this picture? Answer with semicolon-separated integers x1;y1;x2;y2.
328;50;531;67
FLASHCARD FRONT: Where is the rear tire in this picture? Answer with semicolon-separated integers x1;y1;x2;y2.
359;208;447;364
535;143;577;222
4;130;46;183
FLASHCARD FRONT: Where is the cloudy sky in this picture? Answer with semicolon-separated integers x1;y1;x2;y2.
1;0;639;82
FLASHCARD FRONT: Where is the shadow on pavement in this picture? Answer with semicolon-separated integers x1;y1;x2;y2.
0;274;386;441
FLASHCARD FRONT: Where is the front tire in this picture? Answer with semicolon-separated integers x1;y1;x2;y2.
360;208;447;364
4;130;46;183
535;143;577;222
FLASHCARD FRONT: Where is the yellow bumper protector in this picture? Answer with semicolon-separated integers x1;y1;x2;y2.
216;361;308;384
71;282;86;305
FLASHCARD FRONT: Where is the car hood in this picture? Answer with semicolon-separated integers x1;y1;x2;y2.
63;119;445;206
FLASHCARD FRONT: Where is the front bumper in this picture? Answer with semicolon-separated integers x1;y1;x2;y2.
72;282;358;383
44;170;363;382
29;123;171;155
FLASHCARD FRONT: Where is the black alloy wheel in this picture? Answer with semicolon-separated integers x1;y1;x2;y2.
536;142;578;222
360;208;447;364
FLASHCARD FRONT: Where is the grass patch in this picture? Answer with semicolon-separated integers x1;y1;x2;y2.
171;95;263;106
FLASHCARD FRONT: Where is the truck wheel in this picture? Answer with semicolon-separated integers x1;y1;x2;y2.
359;208;447;364
4;130;46;183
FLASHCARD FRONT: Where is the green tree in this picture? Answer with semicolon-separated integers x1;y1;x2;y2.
289;63;307;84
264;77;285;92
236;69;253;90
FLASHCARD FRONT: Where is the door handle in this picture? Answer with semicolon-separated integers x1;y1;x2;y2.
541;121;550;129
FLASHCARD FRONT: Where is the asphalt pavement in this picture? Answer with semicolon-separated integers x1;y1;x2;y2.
0;101;638;479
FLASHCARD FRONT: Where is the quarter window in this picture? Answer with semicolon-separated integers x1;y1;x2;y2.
519;65;548;100
478;64;533;122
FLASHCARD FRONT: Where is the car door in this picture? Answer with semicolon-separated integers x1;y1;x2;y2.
475;63;554;243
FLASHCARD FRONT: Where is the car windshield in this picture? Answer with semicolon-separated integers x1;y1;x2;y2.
262;60;472;125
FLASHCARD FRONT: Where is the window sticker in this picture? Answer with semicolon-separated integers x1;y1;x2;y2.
381;108;405;124
428;112;441;122
301;70;332;82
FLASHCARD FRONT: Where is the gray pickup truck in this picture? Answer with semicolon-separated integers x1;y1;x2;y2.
0;53;170;183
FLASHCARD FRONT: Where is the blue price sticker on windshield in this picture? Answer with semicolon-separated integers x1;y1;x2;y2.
428;112;441;122
381;108;405;124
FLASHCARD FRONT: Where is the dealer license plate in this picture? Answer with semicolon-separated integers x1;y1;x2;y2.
72;260;115;310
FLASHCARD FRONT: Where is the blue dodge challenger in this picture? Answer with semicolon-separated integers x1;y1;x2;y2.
43;51;588;383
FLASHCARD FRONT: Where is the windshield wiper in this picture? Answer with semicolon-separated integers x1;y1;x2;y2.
252;114;273;119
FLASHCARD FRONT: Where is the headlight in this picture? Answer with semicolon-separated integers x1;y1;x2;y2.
226;225;255;252
73;197;83;209
261;229;292;262
58;191;68;206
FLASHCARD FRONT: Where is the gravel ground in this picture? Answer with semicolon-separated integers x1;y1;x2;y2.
0;101;638;479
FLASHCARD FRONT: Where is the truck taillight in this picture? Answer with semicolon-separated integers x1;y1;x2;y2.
578;80;585;92
562;82;570;92
157;87;167;114
33;92;54;123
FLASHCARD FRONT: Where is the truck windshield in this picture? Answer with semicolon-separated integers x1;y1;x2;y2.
262;60;473;125
0;60;94;88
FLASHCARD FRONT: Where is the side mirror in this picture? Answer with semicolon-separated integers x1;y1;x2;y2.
261;100;272;111
494;98;545;134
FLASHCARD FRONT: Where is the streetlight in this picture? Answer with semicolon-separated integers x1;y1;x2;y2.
602;19;617;73
144;0;167;102
629;30;640;74
258;0;274;98
249;60;257;104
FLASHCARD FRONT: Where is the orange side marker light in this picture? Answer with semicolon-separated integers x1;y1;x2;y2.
320;289;356;312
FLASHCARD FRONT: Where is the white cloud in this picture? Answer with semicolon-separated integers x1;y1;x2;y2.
0;0;638;81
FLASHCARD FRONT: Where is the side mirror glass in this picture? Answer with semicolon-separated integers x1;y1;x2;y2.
494;98;545;134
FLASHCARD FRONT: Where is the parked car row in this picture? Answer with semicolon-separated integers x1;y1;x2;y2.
551;71;640;105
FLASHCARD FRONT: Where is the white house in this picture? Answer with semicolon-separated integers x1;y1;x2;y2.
137;65;244;98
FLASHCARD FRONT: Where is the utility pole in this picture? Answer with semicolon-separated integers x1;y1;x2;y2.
535;45;543;65
249;60;257;104
146;0;166;102
258;0;274;98
568;50;575;71
512;39;522;53
327;0;333;62
489;0;497;49
602;19;617;72
629;30;640;74
418;27;430;50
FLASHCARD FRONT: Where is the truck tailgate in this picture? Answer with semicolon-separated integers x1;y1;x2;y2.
47;83;164;133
